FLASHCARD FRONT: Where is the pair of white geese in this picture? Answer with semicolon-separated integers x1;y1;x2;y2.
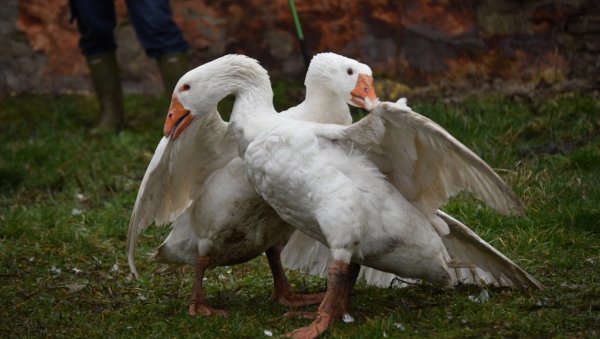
127;53;542;338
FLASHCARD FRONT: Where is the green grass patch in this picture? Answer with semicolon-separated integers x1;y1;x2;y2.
1;90;599;337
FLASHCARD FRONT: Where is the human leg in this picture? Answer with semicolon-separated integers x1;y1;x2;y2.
70;0;124;134
124;0;189;95
86;53;124;134
70;0;118;56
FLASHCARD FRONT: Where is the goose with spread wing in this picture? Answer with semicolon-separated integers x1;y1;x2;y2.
126;53;381;316
162;54;542;338
281;98;541;289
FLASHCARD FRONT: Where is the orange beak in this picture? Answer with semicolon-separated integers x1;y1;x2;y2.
350;74;378;111
163;96;193;140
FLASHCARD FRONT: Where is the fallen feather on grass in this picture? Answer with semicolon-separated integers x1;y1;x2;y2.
110;263;119;273
342;313;355;323
468;289;490;303
535;297;551;308
49;265;61;275
393;323;406;331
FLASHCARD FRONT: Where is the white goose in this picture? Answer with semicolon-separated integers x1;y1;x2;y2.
126;53;382;316
161;54;542;338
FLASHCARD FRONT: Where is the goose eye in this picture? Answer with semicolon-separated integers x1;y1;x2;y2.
347;68;353;76
181;84;191;91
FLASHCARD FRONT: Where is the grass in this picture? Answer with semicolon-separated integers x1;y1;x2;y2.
1;88;599;338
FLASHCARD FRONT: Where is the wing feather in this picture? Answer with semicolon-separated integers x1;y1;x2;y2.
126;111;237;278
345;101;525;216
305;100;538;288
281;231;332;278
437;211;544;289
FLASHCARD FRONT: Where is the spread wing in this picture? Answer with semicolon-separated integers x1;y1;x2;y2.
344;100;525;217
126;111;237;278
290;100;538;288
438;210;544;289
282;215;543;289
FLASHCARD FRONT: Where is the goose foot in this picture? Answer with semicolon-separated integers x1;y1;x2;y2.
285;311;332;339
285;260;358;339
188;255;228;317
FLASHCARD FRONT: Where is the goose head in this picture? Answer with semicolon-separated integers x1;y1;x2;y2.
305;52;379;111
163;54;273;140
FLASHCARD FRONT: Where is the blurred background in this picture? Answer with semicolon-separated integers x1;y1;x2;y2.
3;0;599;97
1;2;599;337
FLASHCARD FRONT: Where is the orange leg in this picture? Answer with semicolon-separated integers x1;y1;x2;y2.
266;245;325;307
286;260;359;339
188;255;227;317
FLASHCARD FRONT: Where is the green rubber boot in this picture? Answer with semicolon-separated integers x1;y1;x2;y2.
157;52;189;96
87;52;124;135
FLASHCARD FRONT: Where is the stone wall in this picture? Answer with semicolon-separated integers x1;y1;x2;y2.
2;0;598;96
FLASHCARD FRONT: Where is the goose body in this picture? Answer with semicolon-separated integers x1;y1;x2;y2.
243;109;453;284
153;53;371;269
127;53;379;314
155;157;291;267
160;54;542;337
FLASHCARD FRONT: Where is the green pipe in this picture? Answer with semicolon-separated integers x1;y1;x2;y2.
288;0;305;40
288;0;311;69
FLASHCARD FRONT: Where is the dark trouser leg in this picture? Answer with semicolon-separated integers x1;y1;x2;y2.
70;0;124;134
69;0;117;56
124;0;189;95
